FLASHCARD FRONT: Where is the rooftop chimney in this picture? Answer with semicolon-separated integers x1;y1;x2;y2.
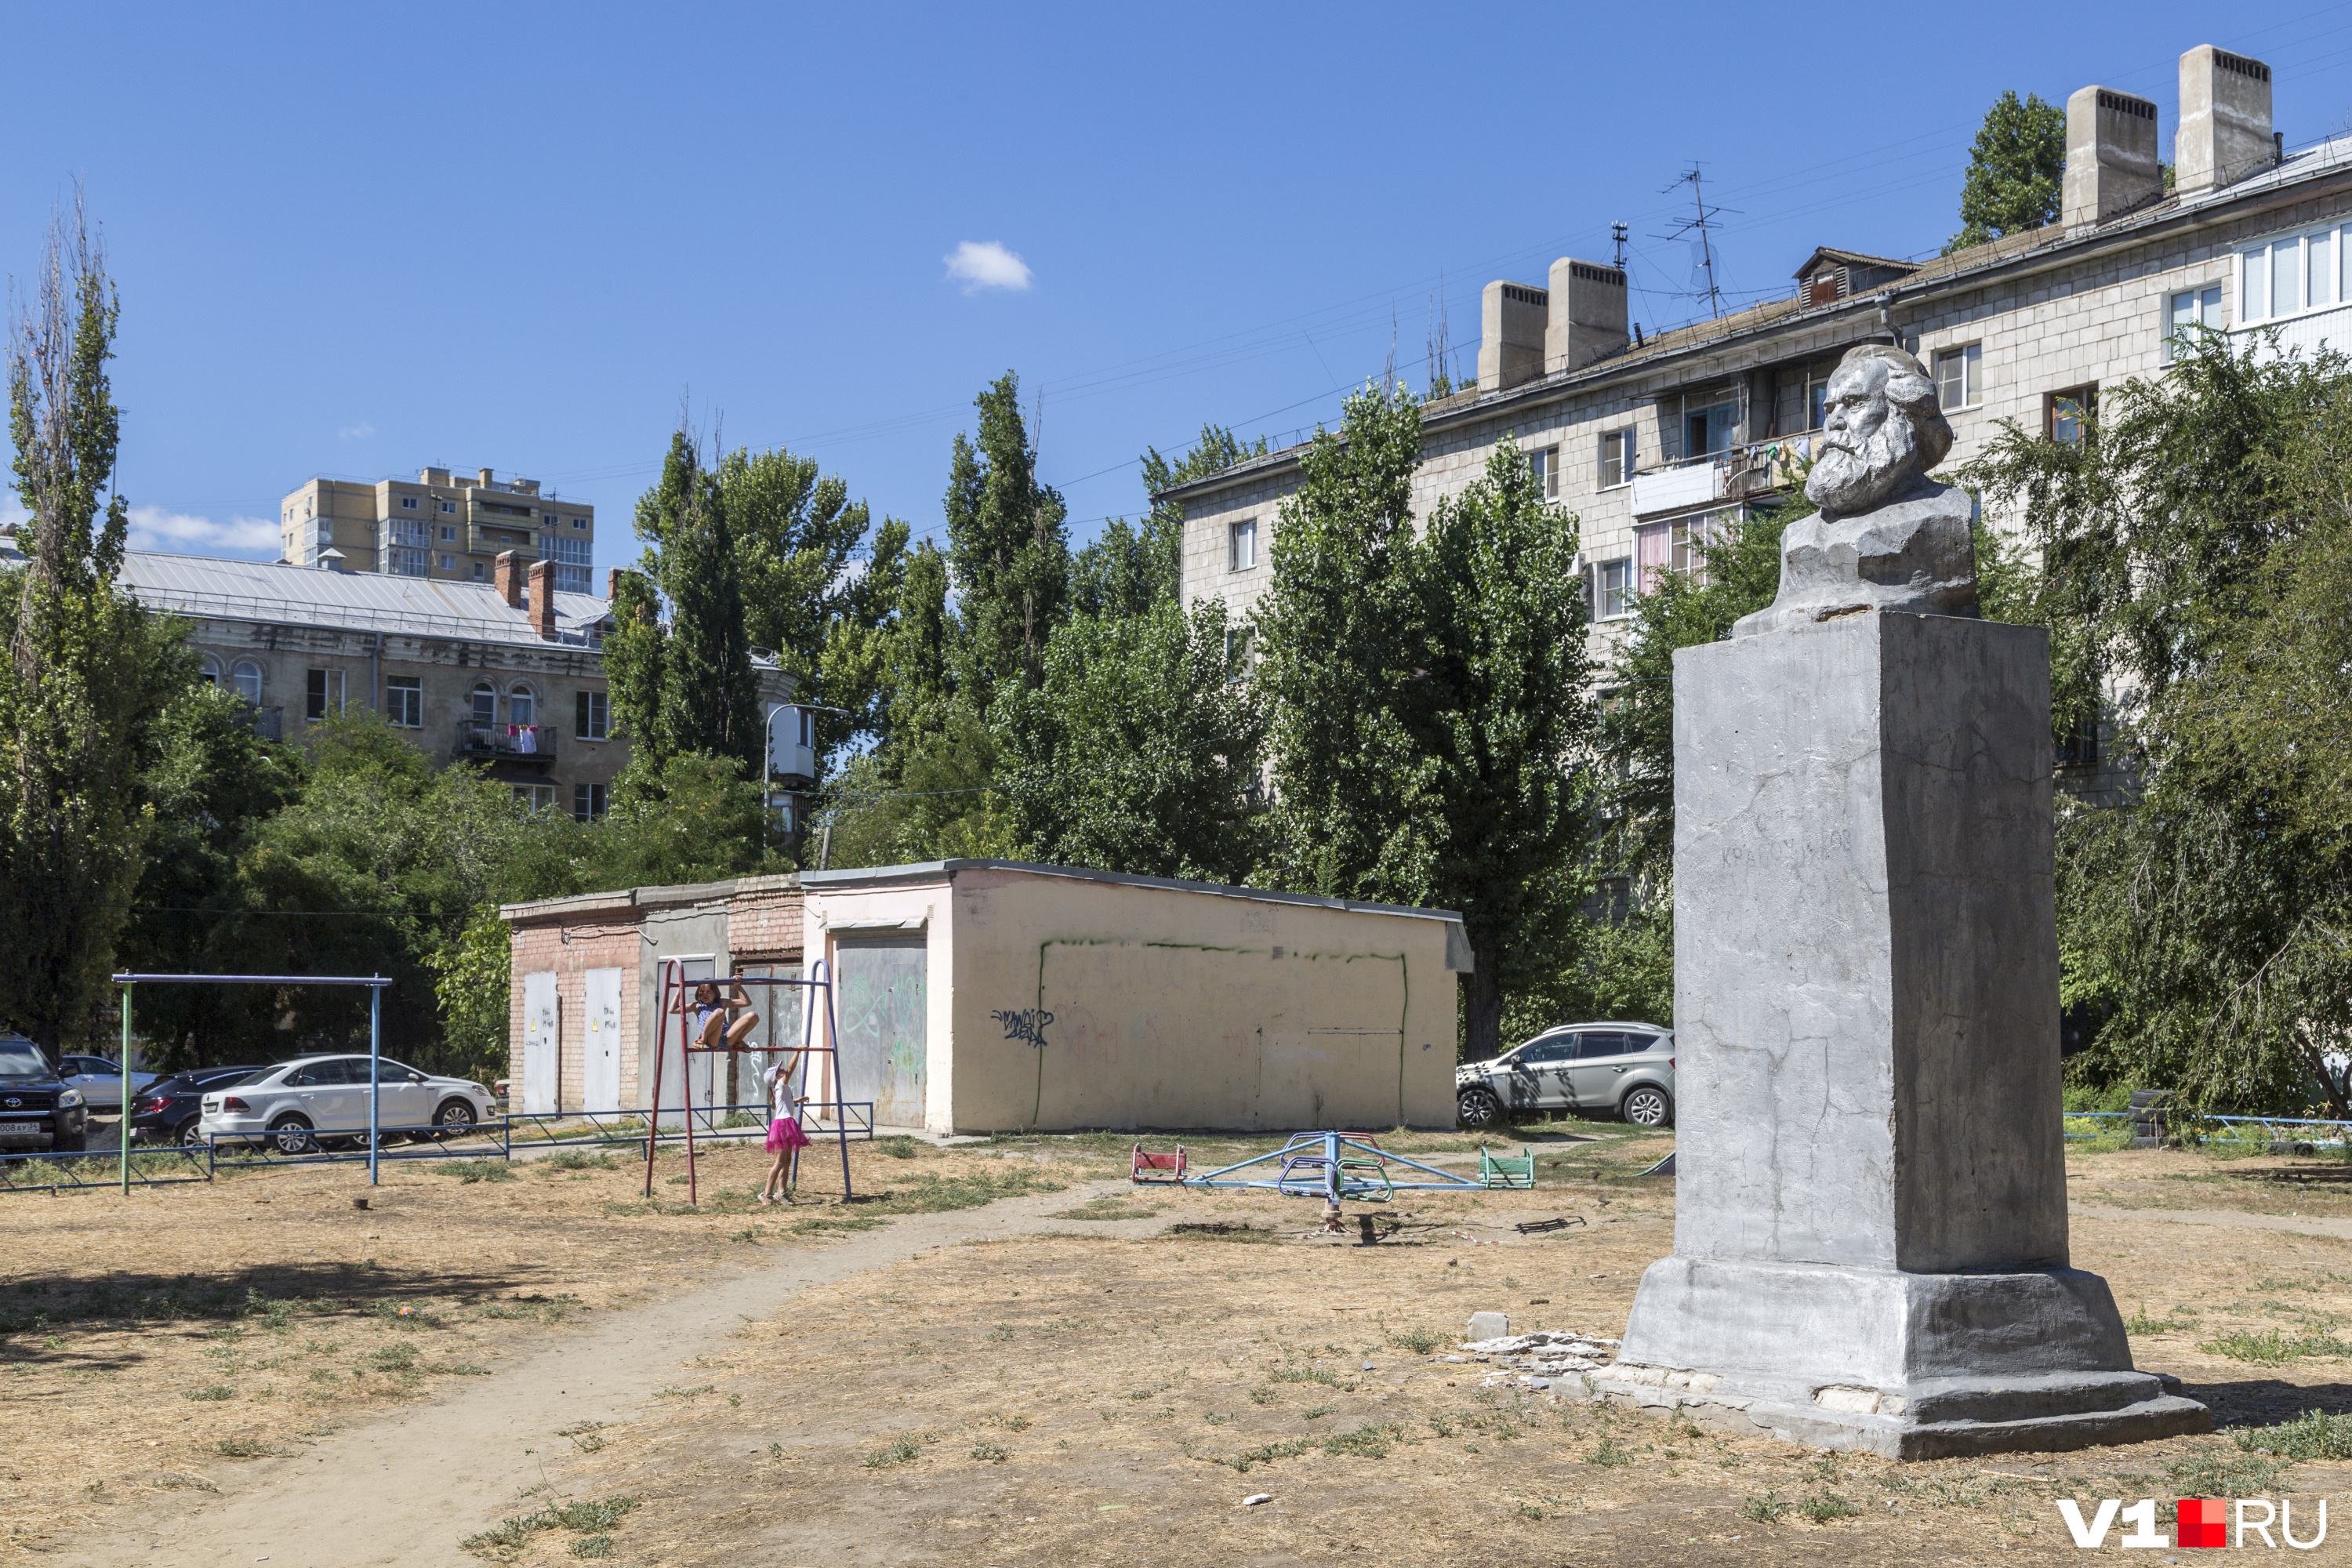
2063;85;2161;230
1478;280;1549;392
494;550;524;608
528;558;557;639
607;566;630;605
2176;45;2274;196
1545;259;1629;376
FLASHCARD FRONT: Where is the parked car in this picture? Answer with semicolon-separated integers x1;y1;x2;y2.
0;1034;91;1154
1457;1022;1675;1130
200;1055;497;1154
130;1066;269;1146
59;1054;162;1112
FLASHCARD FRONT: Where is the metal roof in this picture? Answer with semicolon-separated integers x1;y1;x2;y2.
116;550;612;648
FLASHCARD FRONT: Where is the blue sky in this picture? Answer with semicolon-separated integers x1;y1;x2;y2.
9;2;2352;579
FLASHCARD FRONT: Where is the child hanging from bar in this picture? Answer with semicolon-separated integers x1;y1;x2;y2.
757;1029;811;1204
674;979;760;1053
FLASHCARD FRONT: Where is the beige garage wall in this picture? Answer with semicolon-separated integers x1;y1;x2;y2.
943;868;1459;1133
801;880;953;1131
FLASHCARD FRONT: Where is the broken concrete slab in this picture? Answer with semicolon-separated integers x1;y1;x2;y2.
1465;1311;1509;1341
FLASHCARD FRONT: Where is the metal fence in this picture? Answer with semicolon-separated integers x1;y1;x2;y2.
0;1099;877;1195
2063;1109;2352;1150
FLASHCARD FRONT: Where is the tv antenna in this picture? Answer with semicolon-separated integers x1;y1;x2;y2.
1610;222;1629;270
1654;165;1733;320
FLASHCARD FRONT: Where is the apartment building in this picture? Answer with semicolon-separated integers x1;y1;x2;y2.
1166;44;2325;798
281;465;596;596
110;550;793;819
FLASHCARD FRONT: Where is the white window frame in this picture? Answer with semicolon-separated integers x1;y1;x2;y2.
1595;558;1633;620
571;516;590;530
2238;224;2347;325
230;660;263;704
439;499;457;514
304;667;346;721
512;784;557;814
1529;444;1559;499
385;677;423;728
1934;343;1982;411
400;495;418;510
1598;430;1635;489
576;688;609;740
574;782;608;821
1229;518;1258;573
2162;284;2226;364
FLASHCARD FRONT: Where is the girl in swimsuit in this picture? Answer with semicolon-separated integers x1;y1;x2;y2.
758;1046;811;1203
674;981;760;1051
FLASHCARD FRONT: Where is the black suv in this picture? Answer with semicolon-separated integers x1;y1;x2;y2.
0;1035;90;1154
131;1066;267;1146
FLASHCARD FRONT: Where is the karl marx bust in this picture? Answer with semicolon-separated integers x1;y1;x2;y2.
1731;343;1978;637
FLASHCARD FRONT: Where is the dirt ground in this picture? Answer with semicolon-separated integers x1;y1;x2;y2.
13;1124;2352;1566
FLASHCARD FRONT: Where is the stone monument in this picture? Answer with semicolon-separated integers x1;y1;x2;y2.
1586;344;2209;1457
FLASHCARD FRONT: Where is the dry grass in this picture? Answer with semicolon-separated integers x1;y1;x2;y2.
0;1131;1082;1552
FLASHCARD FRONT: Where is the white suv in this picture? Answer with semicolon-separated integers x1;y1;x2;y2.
199;1055;496;1153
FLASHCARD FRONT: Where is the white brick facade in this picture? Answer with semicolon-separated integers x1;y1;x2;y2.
1168;137;2352;701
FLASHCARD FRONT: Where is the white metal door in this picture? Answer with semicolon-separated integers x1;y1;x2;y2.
653;958;717;1127
583;968;622;1113
522;971;559;1115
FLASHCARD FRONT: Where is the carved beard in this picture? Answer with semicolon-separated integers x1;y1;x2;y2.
1806;409;1921;515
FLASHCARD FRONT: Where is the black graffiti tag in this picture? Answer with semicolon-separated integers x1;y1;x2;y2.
990;1007;1054;1048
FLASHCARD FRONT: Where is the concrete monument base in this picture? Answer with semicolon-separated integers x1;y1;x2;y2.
1587;1257;2209;1457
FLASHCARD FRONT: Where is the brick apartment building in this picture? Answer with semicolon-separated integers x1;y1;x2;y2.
1163;43;2328;805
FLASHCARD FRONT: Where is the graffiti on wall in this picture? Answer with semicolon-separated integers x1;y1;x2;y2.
990;1007;1054;1048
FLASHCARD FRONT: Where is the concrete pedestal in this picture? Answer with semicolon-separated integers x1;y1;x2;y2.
1587;613;2207;1457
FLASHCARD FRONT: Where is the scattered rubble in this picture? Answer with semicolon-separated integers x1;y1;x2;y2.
1456;1330;1621;1385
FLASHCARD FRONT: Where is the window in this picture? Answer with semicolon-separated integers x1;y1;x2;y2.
385;677;423;728
1682;394;1737;459
471;682;496;724
2164;286;2225;363
471;561;486;581
574;782;608;821
439;499;456;514
2048;384;2097;447
1575;1032;1637;1060
437;554;456;571
230;660;263;704
509;684;535;728
439;525;456;542
1223;626;1254;682
304;668;345;720
1598;429;1635;488
2240;228;2348;323
1773;358;1836;434
570;515;590;530
2055;713;2100;771
400;496;418;510
511;784;557;813
1595;558;1633;619
1529;445;1559;499
1228;518;1258;572
1513;1036;1575;1065
576;689;608;739
1934;344;1982;410
198;659;220;688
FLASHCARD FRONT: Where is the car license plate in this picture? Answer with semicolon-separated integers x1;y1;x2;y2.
0;1122;42;1138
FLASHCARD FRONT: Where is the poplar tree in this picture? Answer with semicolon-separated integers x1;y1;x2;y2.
1947;90;2068;252
943;373;1066;710
0;202;187;1062
622;431;762;785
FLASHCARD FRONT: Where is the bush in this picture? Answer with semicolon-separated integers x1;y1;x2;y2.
2235;1407;2352;1460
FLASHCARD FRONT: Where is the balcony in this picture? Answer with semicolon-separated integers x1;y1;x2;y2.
468;522;537;556
1628;434;1817;517
455;722;557;771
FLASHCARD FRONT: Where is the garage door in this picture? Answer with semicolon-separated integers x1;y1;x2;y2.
833;937;927;1129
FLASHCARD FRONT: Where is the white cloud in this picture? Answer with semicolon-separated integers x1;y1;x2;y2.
944;240;1033;293
338;421;376;440
127;506;280;557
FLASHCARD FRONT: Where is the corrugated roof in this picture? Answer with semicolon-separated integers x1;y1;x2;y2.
117;551;612;648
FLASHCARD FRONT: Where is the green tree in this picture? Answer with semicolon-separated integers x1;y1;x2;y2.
0;208;188;1062
1259;386;1599;1058
1070;424;1267;619
1965;331;2352;1116
1947;90;2067;253
601;567;668;786
944;373;1067;710
995;598;1267;881
638;433;761;779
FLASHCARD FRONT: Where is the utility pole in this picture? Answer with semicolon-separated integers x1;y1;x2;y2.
1611;222;1629;270
1657;165;1726;320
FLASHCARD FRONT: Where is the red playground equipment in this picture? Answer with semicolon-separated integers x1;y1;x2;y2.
1131;1142;1187;1183
644;956;855;1205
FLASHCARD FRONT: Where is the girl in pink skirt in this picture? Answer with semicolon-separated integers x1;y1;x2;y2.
758;1051;811;1203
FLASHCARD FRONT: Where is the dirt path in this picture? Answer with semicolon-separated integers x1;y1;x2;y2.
64;1178;1151;1568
